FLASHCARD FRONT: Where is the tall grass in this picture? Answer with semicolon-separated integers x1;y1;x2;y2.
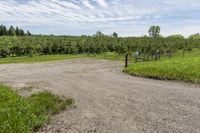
0;85;73;132
124;49;200;84
0;54;86;64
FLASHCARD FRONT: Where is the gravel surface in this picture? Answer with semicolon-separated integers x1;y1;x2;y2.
0;58;200;133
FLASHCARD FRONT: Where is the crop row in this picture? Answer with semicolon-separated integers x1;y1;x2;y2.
0;36;199;58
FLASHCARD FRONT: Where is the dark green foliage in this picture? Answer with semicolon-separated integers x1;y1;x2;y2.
8;26;16;36
0;35;199;58
0;25;7;36
0;24;31;36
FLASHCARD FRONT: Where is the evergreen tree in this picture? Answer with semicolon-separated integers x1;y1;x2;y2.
19;28;25;36
0;25;7;36
8;26;16;36
2;26;8;35
15;27;21;36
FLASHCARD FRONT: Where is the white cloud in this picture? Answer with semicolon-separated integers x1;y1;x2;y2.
0;0;199;36
82;0;95;9
96;0;108;7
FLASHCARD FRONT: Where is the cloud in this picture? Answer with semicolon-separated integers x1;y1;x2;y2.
0;0;199;36
96;0;108;7
82;0;95;9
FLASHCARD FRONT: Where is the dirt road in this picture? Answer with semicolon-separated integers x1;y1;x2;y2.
0;59;200;133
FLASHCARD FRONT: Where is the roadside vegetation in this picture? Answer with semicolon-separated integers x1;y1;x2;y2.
0;54;86;64
124;49;200;84
0;84;73;132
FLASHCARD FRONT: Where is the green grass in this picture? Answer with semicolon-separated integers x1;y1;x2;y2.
124;49;200;84
0;84;73;132
89;52;125;61
0;54;86;64
0;53;126;64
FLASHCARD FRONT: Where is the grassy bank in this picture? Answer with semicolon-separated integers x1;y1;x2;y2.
0;52;126;64
124;49;200;84
0;85;73;132
0;54;86;64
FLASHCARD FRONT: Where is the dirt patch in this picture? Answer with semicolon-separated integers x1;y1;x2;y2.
0;58;200;133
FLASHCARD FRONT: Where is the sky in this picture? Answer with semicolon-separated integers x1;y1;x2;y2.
0;0;200;37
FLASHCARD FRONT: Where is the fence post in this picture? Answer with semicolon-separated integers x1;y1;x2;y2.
125;54;128;68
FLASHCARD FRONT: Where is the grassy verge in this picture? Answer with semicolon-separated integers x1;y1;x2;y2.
0;54;86;64
0;53;126;64
124;49;200;84
89;52;125;61
0;84;73;132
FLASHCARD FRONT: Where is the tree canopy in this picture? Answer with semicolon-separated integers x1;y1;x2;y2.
0;24;31;36
148;26;160;38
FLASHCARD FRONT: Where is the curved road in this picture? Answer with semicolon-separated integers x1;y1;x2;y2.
0;59;200;133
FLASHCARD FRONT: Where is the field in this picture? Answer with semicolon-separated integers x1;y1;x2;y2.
0;84;73;132
124;49;200;84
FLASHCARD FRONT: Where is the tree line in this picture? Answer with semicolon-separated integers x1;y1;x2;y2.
0;25;31;36
0;25;199;58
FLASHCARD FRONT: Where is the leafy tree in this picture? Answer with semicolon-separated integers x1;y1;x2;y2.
94;31;104;37
112;32;118;38
148;26;160;38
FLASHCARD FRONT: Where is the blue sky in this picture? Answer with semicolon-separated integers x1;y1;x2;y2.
0;0;200;36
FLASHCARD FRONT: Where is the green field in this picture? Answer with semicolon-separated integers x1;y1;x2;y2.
124;49;200;84
0;85;73;132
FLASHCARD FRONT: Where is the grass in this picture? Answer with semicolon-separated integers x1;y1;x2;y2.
0;54;86;64
124;49;200;84
0;53;126;64
0;84;73;132
89;52;126;61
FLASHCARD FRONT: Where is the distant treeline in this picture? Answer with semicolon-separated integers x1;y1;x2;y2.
0;25;31;36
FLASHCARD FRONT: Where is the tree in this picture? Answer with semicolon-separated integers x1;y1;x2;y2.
2;26;7;35
15;27;21;36
0;25;7;36
0;25;4;36
148;26;160;38
8;26;16;36
19;28;25;36
112;32;118;38
27;30;32;36
94;31;104;37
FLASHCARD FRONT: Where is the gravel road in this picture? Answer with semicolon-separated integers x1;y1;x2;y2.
0;59;200;133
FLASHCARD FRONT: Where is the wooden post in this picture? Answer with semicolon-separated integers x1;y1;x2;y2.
125;54;128;68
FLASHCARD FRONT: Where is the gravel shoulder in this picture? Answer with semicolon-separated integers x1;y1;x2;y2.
0;58;200;133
